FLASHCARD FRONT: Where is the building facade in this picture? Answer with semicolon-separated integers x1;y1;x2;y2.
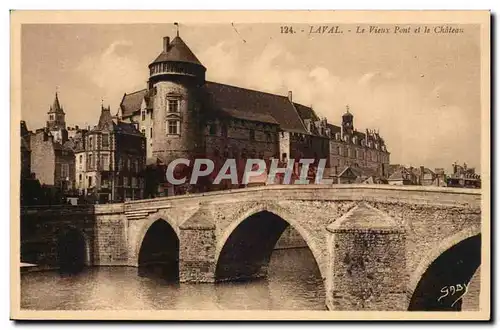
28;128;75;191
74;105;146;203
117;34;390;193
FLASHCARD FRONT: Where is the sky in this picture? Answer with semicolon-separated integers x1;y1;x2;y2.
21;23;481;171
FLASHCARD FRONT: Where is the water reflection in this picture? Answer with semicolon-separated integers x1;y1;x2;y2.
21;248;325;311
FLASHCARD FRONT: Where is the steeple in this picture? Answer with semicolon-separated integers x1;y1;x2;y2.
49;91;64;114
47;90;66;132
342;105;354;135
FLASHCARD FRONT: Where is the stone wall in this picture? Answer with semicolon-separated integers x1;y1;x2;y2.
93;204;128;265
20;185;482;311
274;226;308;249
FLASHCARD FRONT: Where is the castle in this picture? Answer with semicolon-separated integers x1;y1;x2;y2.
118;34;390;184
21;33;391;203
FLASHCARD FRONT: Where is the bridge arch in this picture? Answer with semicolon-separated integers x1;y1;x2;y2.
215;203;325;283
137;216;180;281
407;226;481;311
133;213;180;265
55;226;91;273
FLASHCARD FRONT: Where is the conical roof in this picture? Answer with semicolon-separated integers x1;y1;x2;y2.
150;36;204;67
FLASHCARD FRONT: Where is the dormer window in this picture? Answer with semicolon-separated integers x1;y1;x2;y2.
167;98;180;113
141;110;146;121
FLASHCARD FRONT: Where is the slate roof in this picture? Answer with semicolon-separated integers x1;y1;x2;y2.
150;36;204;67
218;108;279;125
338;165;380;179
202;82;308;133
294;103;319;122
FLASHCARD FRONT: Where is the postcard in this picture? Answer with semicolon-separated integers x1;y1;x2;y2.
10;10;490;320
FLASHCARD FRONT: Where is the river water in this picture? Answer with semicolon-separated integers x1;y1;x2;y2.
21;248;326;311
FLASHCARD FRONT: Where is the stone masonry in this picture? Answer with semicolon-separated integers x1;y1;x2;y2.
20;184;482;311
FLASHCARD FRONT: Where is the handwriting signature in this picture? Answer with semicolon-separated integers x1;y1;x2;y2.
438;283;469;307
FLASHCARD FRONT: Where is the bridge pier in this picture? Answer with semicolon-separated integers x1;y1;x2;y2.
326;203;407;311
178;206;217;283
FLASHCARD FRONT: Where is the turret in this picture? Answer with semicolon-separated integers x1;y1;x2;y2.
147;34;206;164
147;35;206;88
341;105;354;135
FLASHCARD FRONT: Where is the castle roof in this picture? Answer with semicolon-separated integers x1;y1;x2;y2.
48;92;64;114
150;36;204;67
120;89;147;118
202;82;308;133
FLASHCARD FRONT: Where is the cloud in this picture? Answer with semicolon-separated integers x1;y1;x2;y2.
76;40;146;110
199;41;479;170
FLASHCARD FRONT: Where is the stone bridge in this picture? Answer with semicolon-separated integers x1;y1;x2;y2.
20;185;482;311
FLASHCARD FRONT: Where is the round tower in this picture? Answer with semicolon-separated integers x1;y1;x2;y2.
148;34;206;165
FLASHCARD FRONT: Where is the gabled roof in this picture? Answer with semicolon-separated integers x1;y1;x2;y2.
202;81;308;133
388;170;406;181
338;165;380;179
150;36;204;67
294;103;319;122
120;89;147;118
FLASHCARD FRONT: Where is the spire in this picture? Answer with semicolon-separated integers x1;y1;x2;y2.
49;91;64;114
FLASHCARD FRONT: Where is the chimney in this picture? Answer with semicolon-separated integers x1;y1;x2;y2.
163;37;170;52
288;91;293;102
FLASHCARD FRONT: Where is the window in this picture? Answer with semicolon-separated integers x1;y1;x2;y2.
167;120;180;135
150;127;153;138
89;137;93;149
88;154;93;169
167;99;179;113
127;158;131;170
49;114;54;121
79;155;83;163
221;124;228;138
265;132;272;142
88;176;92;187
102;134;109;147
61;163;69;179
131;177;137;188
141;128;146;136
102;154;109;171
141;110;146;121
123;176;129;187
249;129;255;141
338;146;343;156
